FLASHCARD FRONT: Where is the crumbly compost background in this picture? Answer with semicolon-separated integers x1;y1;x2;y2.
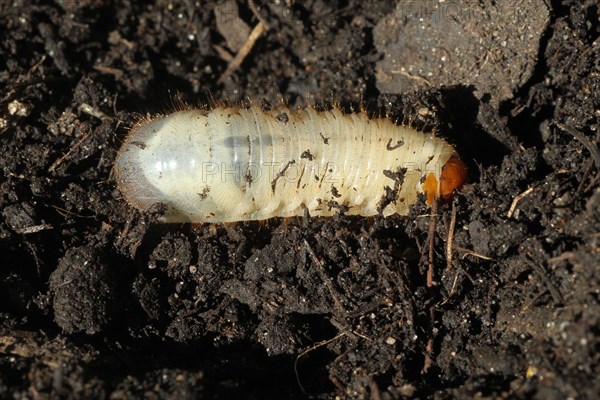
1;1;599;398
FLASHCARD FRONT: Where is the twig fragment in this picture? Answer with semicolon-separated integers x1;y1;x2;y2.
303;238;345;313
452;246;493;260
79;103;110;121
15;224;53;235
446;202;457;270
422;199;437;373
507;187;534;218
294;332;347;395
524;257;563;304
554;122;600;170
217;21;266;84
48;128;94;172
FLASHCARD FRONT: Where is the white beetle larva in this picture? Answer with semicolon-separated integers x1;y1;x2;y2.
115;106;467;223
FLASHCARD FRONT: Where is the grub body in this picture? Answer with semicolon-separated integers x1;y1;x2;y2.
115;107;459;222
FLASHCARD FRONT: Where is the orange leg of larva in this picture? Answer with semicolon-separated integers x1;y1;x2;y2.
422;156;468;205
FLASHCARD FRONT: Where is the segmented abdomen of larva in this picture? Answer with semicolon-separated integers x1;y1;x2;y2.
115;106;460;223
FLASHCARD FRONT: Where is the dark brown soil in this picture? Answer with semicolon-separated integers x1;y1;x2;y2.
1;1;599;398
